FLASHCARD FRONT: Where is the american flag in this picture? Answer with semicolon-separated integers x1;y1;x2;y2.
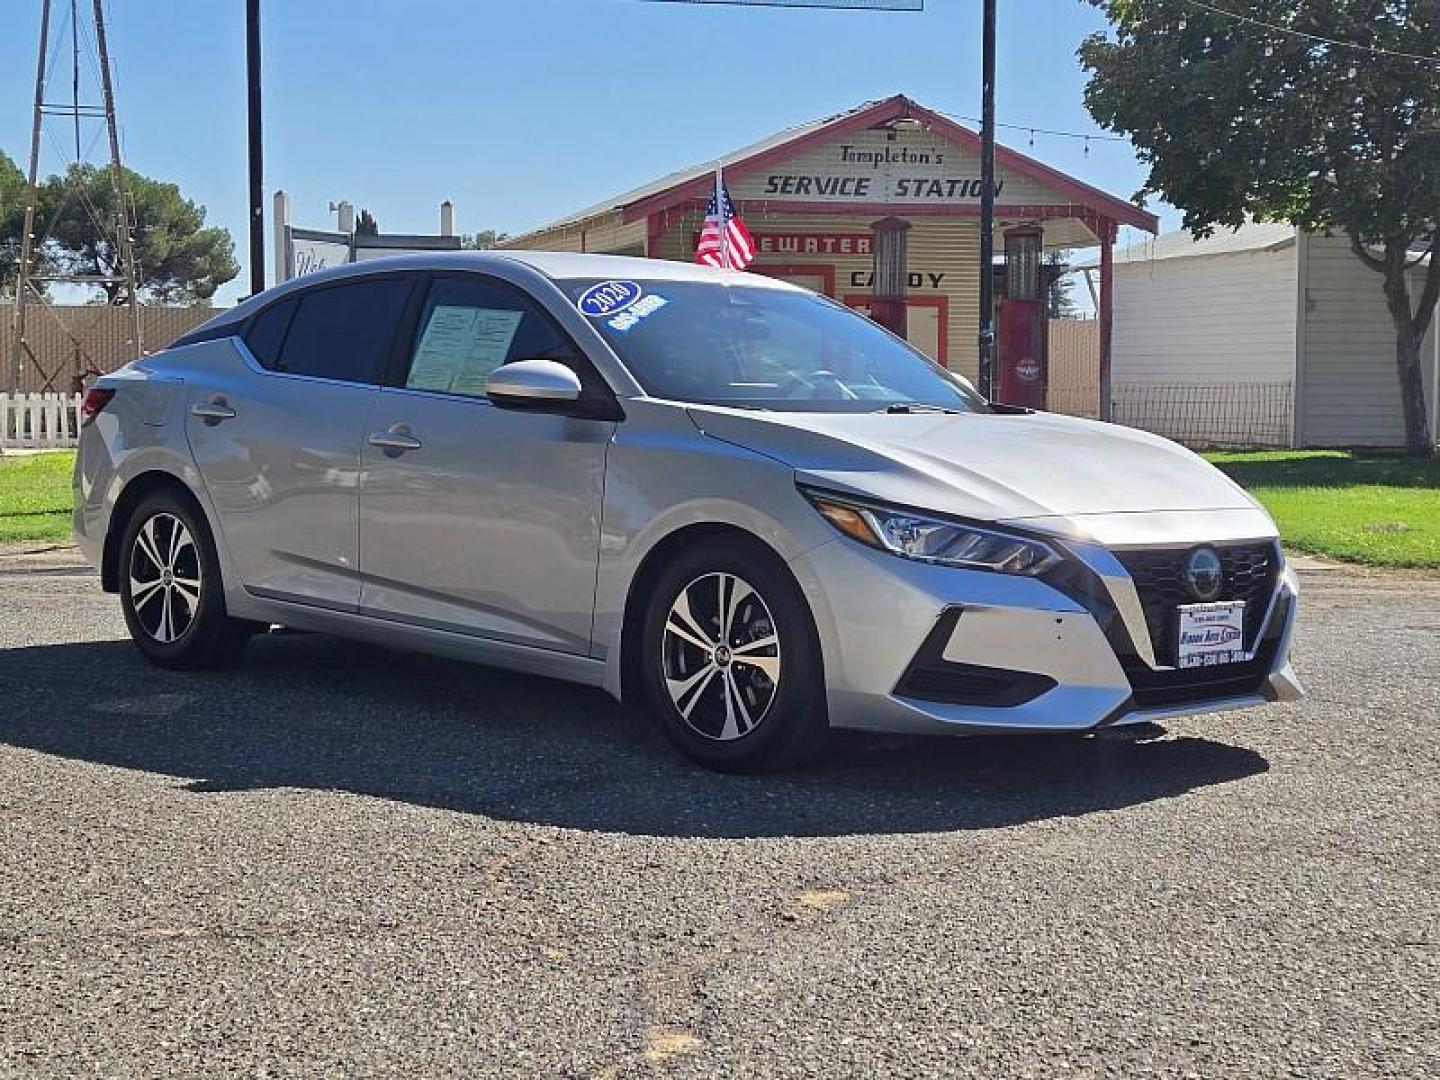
695;180;755;270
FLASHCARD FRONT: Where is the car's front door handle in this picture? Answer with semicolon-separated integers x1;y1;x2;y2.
367;428;422;453
191;399;236;422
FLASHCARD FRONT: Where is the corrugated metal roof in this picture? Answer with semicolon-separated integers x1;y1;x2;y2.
1077;221;1296;268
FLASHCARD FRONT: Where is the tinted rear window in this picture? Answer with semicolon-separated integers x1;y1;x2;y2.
275;278;414;384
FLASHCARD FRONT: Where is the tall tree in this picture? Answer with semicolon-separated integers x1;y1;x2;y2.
1082;0;1440;457
355;208;379;236
461;229;510;250
40;163;237;305
1;150;30;297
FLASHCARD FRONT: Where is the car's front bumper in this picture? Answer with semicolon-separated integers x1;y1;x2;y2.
787;535;1302;737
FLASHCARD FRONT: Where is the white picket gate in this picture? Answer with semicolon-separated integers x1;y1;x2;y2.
0;392;85;449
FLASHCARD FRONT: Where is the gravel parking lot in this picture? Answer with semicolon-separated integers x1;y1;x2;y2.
1;546;1436;1078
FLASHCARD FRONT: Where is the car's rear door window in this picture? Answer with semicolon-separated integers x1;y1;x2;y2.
274;277;415;384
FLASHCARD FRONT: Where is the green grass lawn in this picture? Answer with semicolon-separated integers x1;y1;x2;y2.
0;450;75;544
3;448;1436;568
1206;450;1440;569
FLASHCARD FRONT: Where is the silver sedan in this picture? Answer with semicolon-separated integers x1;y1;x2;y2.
73;252;1301;770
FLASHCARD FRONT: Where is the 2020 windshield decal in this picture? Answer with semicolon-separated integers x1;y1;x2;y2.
577;280;643;319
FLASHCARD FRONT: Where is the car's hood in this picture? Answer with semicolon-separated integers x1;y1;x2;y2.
687;405;1268;541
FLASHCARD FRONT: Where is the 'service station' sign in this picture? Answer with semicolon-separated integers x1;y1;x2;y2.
748;143;1006;203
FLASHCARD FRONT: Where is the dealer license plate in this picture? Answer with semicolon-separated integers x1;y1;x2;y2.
1176;600;1247;668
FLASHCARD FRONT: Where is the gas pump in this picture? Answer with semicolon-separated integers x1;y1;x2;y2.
997;227;1046;408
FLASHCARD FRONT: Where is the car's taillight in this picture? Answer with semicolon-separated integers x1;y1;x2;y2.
80;387;115;425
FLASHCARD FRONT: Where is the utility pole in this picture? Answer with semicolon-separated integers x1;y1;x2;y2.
10;0;141;393
977;0;997;401
246;0;265;296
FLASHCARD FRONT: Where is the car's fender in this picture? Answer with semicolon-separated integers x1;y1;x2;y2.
591;399;834;699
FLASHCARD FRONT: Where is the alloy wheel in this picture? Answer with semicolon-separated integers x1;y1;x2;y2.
661;572;781;741
128;512;201;644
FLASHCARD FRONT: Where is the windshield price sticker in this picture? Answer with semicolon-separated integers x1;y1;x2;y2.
606;293;668;332
1176;601;1246;668
578;280;643;319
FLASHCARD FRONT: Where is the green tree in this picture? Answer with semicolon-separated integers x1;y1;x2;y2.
1;150;30;297
1045;249;1081;318
355;208;379;236
41;163;237;306
461;229;510;250
1081;0;1440;457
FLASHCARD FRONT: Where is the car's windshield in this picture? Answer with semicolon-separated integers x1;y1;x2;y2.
559;277;989;413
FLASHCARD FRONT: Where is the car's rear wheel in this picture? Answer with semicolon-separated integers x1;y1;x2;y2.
639;537;829;771
119;491;252;669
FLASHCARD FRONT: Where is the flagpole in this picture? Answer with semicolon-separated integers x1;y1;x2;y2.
714;163;729;270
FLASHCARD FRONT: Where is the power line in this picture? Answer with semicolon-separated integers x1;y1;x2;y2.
944;112;1134;142
633;0;922;8
939;110;1128;143
1181;0;1440;65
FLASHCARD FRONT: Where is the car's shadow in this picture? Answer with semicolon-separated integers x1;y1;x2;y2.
1;633;1268;838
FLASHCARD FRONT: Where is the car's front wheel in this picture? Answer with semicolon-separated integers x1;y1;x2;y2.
119;491;252;669
639;538;829;771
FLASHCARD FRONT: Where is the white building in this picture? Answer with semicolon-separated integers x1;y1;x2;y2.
1086;222;1440;449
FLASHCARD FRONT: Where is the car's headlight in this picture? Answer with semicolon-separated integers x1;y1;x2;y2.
800;489;1062;576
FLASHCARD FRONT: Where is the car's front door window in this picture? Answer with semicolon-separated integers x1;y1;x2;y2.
402;276;581;398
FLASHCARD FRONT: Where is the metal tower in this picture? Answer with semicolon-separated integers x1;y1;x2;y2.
9;0;141;392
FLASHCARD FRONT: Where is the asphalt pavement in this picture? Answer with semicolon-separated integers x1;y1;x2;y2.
1;545;1436;1078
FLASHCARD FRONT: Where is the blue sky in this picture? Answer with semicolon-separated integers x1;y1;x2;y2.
0;0;1176;304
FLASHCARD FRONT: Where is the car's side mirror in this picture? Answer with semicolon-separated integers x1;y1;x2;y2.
486;360;583;409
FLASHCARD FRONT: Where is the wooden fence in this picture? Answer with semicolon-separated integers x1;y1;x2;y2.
1;392;84;449
1046;318;1100;419
1;303;216;394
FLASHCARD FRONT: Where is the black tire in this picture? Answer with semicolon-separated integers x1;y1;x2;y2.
118;489;252;669
639;537;829;772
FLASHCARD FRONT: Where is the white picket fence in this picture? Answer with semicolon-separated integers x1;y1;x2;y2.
0;392;85;450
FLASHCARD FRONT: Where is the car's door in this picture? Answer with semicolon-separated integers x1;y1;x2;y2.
185;274;417;609
357;272;617;653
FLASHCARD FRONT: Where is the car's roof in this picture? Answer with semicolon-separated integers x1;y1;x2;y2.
287;249;801;289
208;250;803;331
496;250;802;289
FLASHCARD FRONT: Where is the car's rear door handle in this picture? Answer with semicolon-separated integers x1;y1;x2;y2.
191;399;236;422
367;428;422;453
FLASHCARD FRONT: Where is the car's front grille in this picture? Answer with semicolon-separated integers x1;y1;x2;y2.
1120;590;1290;710
1113;541;1280;667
